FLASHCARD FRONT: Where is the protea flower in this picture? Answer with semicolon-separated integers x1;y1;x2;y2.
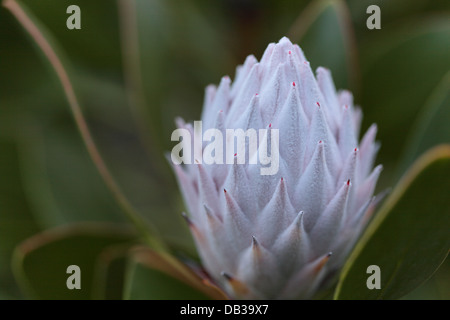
171;37;381;299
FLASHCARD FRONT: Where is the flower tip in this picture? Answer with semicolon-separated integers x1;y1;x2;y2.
221;271;249;296
221;271;232;281
279;36;292;45
251;236;263;260
294;211;304;226
181;212;192;226
368;123;378;134
252;235;259;247
317;66;329;73
174;117;185;128
203;204;212;216
314;252;333;274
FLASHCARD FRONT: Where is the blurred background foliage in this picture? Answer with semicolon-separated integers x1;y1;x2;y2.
0;0;448;299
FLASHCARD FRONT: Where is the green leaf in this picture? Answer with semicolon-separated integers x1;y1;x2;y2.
345;0;443;32
288;0;358;90
121;0;233;152
334;145;450;300
0;137;40;298
18;123;126;228
359;16;450;185
21;0;122;71
116;0;221;253
12;223;135;299
91;244;130;300
401;257;450;300
4;0;168;251
398;71;450;176
124;262;207;300
123;246;228;300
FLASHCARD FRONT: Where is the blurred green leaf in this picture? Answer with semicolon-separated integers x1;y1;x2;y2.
0;138;40;298
401;257;449;300
288;0;358;90
360;16;450;186
12;223;135;299
123;261;207;300
344;0;446;35
117;0;223;253
0;292;12;300
398;71;450;176
2;0;193;251
123;0;233;152
123;246;228;300
433;257;450;300
0;7;49;101
334;145;450;300
91;244;130;300
21;0;122;71
18;123;125;227
4;0;168;251
75;73;194;253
